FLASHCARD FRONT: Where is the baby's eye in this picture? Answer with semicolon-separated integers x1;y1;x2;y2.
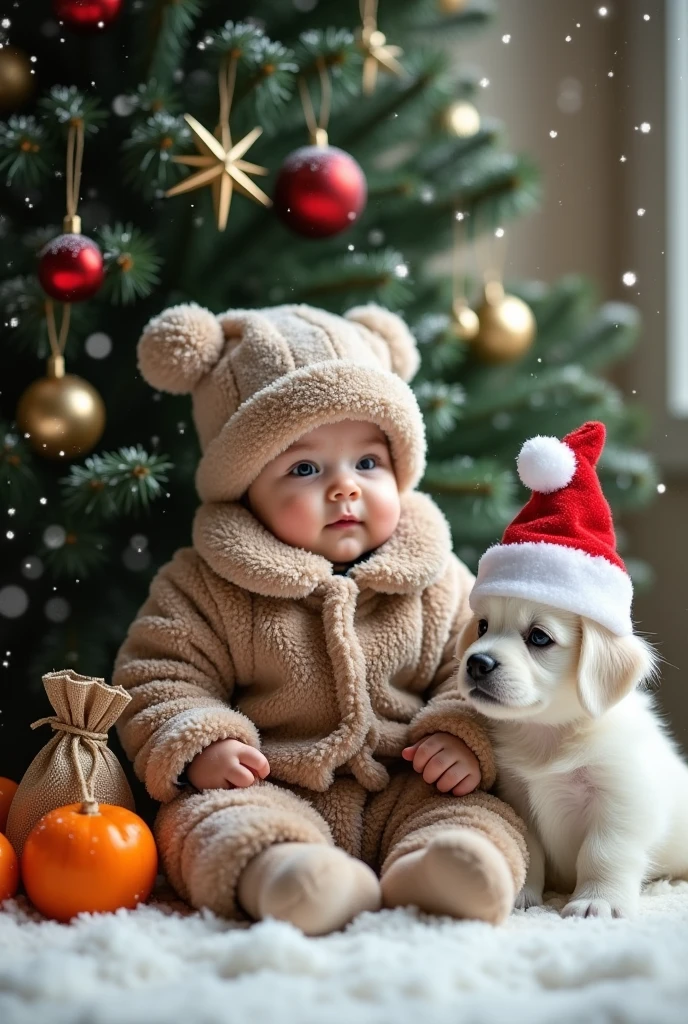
357;456;377;471
290;461;318;477
477;619;488;637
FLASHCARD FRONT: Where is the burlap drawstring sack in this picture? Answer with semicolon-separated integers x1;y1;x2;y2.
6;669;136;856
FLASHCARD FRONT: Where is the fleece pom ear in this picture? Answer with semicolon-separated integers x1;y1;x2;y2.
517;435;577;493
345;304;420;382
137;303;225;395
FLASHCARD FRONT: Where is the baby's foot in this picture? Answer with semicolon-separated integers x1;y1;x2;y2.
238;842;381;936
381;829;515;924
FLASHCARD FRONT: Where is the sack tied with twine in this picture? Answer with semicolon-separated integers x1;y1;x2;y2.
6;669;136;856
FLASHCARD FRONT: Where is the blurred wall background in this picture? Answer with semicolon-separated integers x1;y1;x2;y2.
453;0;688;745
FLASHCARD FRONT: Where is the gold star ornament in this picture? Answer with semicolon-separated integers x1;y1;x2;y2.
166;113;272;231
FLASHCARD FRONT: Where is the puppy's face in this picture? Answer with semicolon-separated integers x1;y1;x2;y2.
455;596;655;724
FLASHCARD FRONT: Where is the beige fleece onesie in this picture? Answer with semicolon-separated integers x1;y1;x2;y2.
113;301;528;922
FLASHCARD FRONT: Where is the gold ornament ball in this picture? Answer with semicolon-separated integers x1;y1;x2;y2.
443;100;481;138
473;281;536;363
439;0;469;13
16;359;106;460
451;299;480;341
0;47;34;112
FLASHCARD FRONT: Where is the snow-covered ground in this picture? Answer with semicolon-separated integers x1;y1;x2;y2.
1;880;688;1024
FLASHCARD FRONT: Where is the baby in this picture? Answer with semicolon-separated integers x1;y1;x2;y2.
114;302;527;935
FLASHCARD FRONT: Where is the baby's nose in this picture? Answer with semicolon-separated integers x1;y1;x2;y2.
327;476;361;501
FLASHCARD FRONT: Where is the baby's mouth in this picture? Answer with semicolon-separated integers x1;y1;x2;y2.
327;517;362;528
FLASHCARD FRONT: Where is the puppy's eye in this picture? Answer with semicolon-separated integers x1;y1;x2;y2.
528;628;553;648
477;619;488;637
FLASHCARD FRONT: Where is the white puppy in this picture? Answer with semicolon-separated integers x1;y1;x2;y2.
454;596;688;918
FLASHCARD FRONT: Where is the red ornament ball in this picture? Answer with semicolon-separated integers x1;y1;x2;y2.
52;0;122;31
273;145;367;238
38;234;105;303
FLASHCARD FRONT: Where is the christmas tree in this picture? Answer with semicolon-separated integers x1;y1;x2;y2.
0;0;656;785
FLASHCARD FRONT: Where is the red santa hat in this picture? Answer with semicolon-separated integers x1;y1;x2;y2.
469;421;633;636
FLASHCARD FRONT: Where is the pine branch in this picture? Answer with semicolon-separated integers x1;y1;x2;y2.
414;313;469;378
431;367;628;461
293;27;360;89
97;223;163;304
459;362;610;421
338;49;452;156
39;86;107;138
203;19;268;56
245;39;299;130
414;380;466;439
0;116;55;186
139;0;203;87
543;301;641;373
61;446;174;520
121;111;192;198
203;24;298;131
431;151;541;227
423;456;515;505
42;525;110;580
126;79;182;117
516;274;595;342
414;118;503;178
422;457;517;562
366;153;540;259
291;249;412;308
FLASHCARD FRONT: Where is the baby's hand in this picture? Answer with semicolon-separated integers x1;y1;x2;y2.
186;738;270;791
402;732;481;796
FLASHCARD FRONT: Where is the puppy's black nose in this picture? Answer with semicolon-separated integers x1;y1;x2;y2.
467;653;498;681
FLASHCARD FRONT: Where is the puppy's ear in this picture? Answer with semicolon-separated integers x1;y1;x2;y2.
455;615;480;662
577;619;657;717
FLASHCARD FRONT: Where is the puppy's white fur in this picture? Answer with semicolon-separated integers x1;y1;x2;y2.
455;596;688;918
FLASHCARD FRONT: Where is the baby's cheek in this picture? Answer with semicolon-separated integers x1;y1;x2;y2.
273;494;321;546
368;488;401;545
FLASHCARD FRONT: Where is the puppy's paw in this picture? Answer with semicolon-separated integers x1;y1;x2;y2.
515;886;544;910
561;897;626;920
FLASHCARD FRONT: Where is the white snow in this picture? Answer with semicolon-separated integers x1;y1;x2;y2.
1;880;688;1023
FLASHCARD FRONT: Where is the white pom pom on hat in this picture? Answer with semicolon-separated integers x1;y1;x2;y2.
517;434;577;493
137;302;225;395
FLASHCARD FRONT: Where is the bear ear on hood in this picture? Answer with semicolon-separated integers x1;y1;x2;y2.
137;302;225;395
345;304;420;383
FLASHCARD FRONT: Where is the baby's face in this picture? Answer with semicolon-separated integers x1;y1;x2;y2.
247;420;401;563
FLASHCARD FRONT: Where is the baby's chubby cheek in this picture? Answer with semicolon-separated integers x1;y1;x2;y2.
269;494;321;548
367;494;401;547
